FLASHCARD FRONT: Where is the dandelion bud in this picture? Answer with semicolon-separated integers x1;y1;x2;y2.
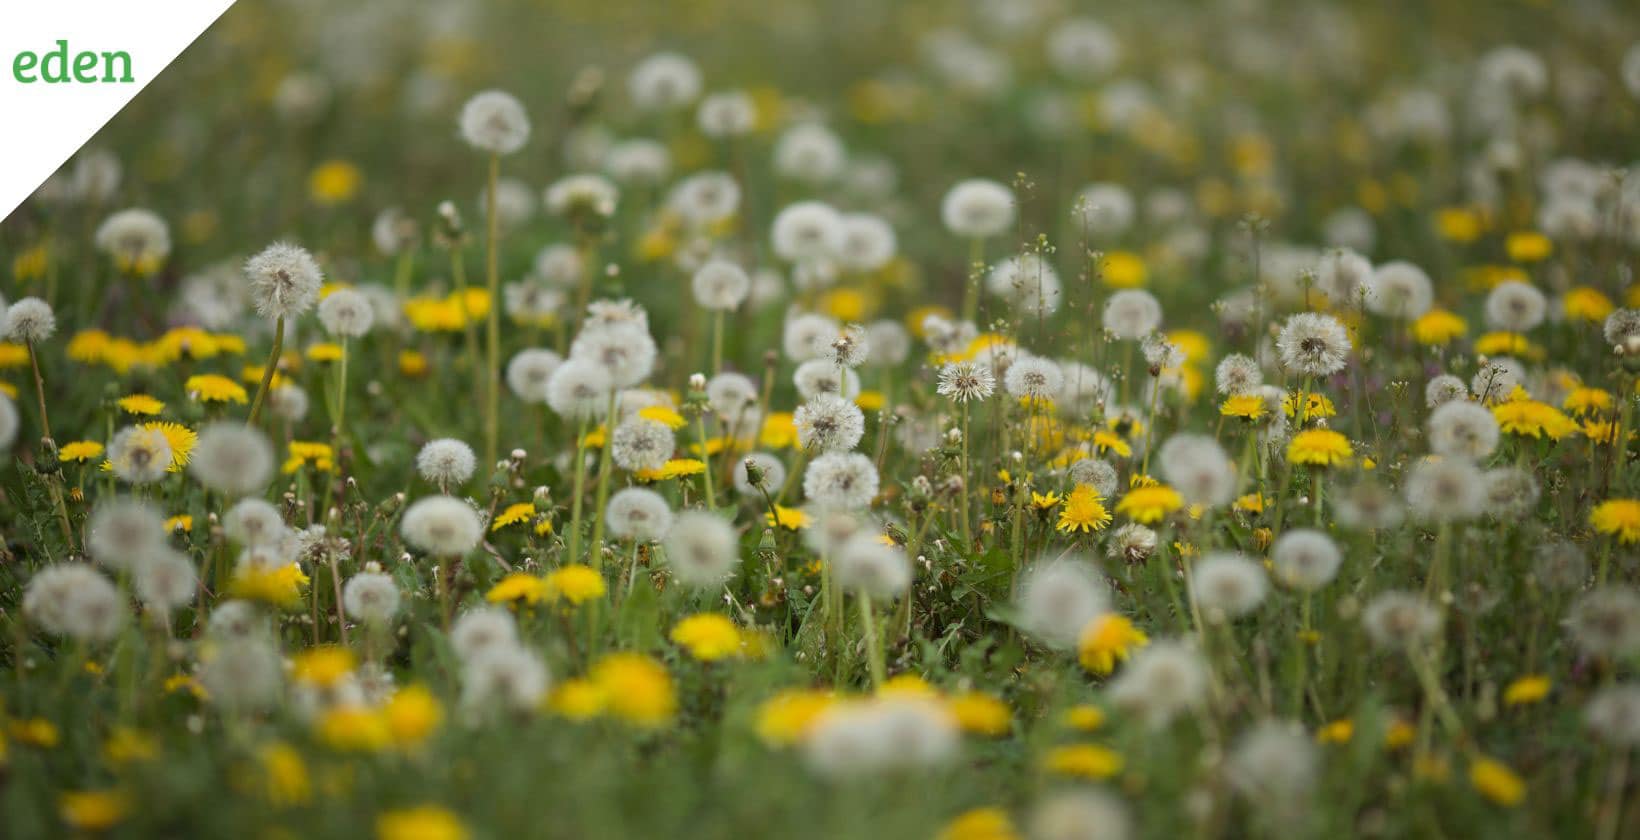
688;373;707;392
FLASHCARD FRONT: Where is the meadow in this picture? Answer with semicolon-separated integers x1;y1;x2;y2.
2;0;1640;837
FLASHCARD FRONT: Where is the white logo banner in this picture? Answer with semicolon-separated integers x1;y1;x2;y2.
0;0;238;220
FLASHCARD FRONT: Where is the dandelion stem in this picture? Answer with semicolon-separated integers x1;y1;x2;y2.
484;153;502;477
567;416;590;566
588;390;620;568
247;316;285;426
858;595;885;689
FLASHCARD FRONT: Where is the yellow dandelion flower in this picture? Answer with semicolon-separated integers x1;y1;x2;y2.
947;692;1011;736
491;502;535;532
638;405;687;429
283;441;335;473
399;350;430;378
1063;705;1106;732
0;343;30;368
1043;743;1124;780
1114;485;1183;524
227;563;309;609
1287;429;1353;467
1564;286;1614;323
936;807;1021;840
292;646;356;688
1504;231;1552;263
1435;206;1484;243
1469;756;1526;807
543;565;606;606
259;742;312;807
1411;309;1469;346
183;373;248;404
103;727;159;764
1233;493;1267;514
1283;392;1336;422
1030;491;1062;511
308;159;362;205
760;413;797;448
306;342;345;363
589;653;676;728
1564;387;1613;417
1077;614;1148;675
1057;485;1112;534
1590;499;1640;544
1101;251;1148;288
1092;429;1132;458
1502;675;1551;707
1492;398;1578;440
1316;719;1354;744
59;790;129;832
316;706;393;752
547;678;608;721
165;514;192;533
375;806;470;840
855;390;886;411
116;393;165;415
1220;394;1266;420
383;685;443;746
1384;719;1416;750
59;440;104;463
138;422;196;471
670;613;742;662
765;505;812;530
67;329;113;364
485;573;549;606
755;689;835;745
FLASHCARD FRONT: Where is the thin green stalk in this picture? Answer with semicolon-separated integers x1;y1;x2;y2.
247;316;285;426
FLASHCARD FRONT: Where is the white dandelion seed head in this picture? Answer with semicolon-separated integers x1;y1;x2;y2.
1584;684;1640;748
697;90;757;137
1070;181;1135;236
826;324;870;369
206;600;265;640
401;495;483;556
1029;789;1132;840
546;358;614;420
1109;639;1209;728
1191;552;1269;621
795;393;866;453
270;383;309;422
864;320;910;368
1482;466;1540;516
1271;529;1342;591
832;533;911;599
461;644;551;714
94;207;171;266
107;425;172;485
1335;479;1405;531
1057;361;1113;412
1069;459;1120;498
1048;17;1121;80
836;214;897;273
663;511;740;588
1140;333;1185;371
343;571;401;625
937;360;996;403
224;498;287;547
1425;374;1469;407
783;312;843;362
794;359;862;402
610;417;676;472
706;372;758;419
802;695;958;777
733;452;786;497
667;171;741;227
200;637;283;711
451;606;519;660
1469;357;1525;403
23;564;126;643
532;244;585;288
1004;355;1065;400
133;546;197;612
772;201;845;263
1484;280;1548;333
316;288;374;338
1227;720;1319;802
629;51;702;111
1534;540;1588;591
987;253;1063;317
86;497;167;570
570;321;657;388
1157;434;1237;508
371;206;419;256
1016;558;1110;650
691;259;751;311
1102;289;1163;340
479;176;538;230
1362;591;1443;649
505;348;564;403
3;297;55;344
1427;400;1500;459
1404;456;1486;522
1314;248;1374;305
603;138;671;186
941;178;1016;238
188;423;275;496
774;123;847;184
545;173;619;219
417;438;477;486
459;89;531;155
803;451;880;510
244;242;323;320
1214;353;1264;395
1602;308;1640;347
1364;260;1433;318
1564;586;1640;659
1276;312;1352;377
1108;522;1159;564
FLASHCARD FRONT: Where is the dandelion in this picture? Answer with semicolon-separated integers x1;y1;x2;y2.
1286;429;1353;467
543;565;607;606
794;393;866;453
1228;721;1318;803
1361;591;1442;649
670;613;742;661
1584;684;1640;747
1101;290;1163;340
1276;312;1351;377
1191;552;1269;620
106;425;172;484
1468;756;1526;807
1078;613;1148;675
1425;374;1469;407
803;452;880;510
606;487;674;542
662;511;739;588
23;564;127;643
458;90;531;155
1563;587;1640;659
94;208;170;275
832;533;911;599
450;608;518;660
1057;485;1113;534
1271;529;1342;591
1109;640;1209;728
1114;484;1183;524
610;416;676;472
1365;260;1433;318
1403;456;1486;522
461;645;550;714
401;496;482;557
1017;560;1110;650
1427;400;1500;459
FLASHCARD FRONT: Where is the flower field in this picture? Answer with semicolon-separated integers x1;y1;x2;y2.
3;1;1640;837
